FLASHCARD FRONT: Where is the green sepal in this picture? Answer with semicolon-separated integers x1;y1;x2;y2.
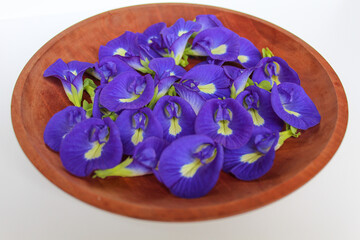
93;157;135;178
255;80;272;91
179;54;189;67
65;84;82;107
83;78;97;100
85;68;101;81
245;78;255;88
167;85;177;96
147;85;160;109
139;58;154;74
230;83;237;99
101;109;118;121
262;47;274;58
275;124;301;150
82;99;93;118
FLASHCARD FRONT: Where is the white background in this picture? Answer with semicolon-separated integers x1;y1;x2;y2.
1;0;359;239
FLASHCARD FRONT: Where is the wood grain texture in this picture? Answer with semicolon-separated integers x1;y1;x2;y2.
11;3;348;221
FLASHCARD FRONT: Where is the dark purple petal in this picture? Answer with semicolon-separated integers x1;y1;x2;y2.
115;107;163;155
59;117;123;177
158;135;224;198
133;136;167;170
99;72;154;112
195;98;253;149
153;96;196;143
237;85;284;131
271;83;321;130
44;106;86;152
223;127;279;181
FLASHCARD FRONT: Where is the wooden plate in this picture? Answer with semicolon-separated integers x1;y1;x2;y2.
11;3;348;221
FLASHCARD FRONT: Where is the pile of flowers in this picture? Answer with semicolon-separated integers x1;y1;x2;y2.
43;15;321;198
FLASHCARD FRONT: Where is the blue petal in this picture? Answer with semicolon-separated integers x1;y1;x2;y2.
195;98;253;149
223;127;279;181
161;18;201;64
192;27;241;61
59;117;123;177
95;56;135;83
180;64;230;100
271;83;321;130
133;136;167;169
153;96;196;143
44;106;86;152
115;107;163;155
237;85;284;131
173;83;205;114
158;135;224;198
99;72;154;112
195;14;224;32
236;37;262;68
99;31;140;60
252;57;300;85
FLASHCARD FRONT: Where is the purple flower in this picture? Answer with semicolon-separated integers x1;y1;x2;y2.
252;56;300;86
138;22;167;57
44;59;93;106
153;96;196;143
195;98;254;149
94;55;135;84
174;64;230;113
271;83;321;130
94;137;167;178
157;135;224;198
99;31;150;73
237;85;284;131
115;107;163;155
195;14;223;33
190;27;241;61
161;18;201;64
236;37;262;68
223;127;279;181
99;71;154;112
44;106;86;152
59;117;123;177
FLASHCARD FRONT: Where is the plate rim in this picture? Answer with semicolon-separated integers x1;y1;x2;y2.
11;3;348;221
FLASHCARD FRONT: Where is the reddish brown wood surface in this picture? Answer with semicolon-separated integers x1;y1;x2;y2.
11;3;348;221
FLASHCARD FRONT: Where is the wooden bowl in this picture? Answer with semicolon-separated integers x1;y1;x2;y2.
11;3;348;221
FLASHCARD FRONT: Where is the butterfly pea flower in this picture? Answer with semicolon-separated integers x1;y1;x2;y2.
271;83;321;130
157;135;224;198
153;96;196;143
252;56;300;87
99;31;151;73
235;37;262;68
94;55;135;84
138;22;167;57
44;59;93;107
173;64;231;113
195;98;253;149
115;107;162;155
190;27;241;61
237;85;284;131
223;66;252;98
59;117;123;177
195;14;224;33
94;137;167;178
44;106;86;152
99;71;154;112
223;127;279;181
161;18;201;65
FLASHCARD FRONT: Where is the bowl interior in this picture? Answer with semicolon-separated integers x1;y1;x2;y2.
12;4;345;221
